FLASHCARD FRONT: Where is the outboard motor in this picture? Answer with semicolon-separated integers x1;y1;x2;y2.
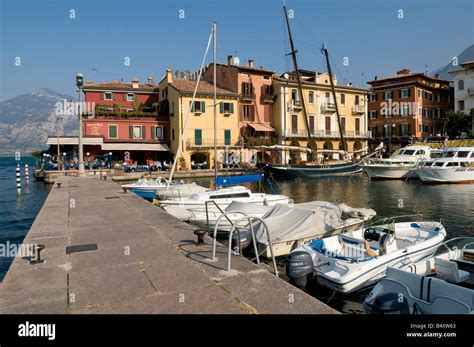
285;251;314;288
370;293;410;314
231;229;252;252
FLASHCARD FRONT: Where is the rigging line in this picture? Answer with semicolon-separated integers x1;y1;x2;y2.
167;25;214;188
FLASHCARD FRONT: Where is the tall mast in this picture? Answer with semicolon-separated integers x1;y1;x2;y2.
213;21;218;181
321;44;347;153
283;5;312;144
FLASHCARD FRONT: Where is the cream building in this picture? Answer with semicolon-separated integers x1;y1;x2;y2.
272;70;370;162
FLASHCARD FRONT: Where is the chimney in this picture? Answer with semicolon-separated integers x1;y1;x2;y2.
227;55;233;66
132;77;139;88
86;79;92;86
248;59;254;68
434;73;440;79
396;69;411;75
166;68;173;83
374;76;378;81
147;76;154;85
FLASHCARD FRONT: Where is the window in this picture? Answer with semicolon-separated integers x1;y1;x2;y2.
152;126;163;139
162;87;168;98
291;89;298;102
133;125;142;139
400;88;410;98
194;129;202;146
418;89;422;98
224;130;231;146
399;124;410;136
108;125;118;139
341;117;346;132
435;94;441;102
308;91;314;104
263;75;270;80
209;192;250;199
458;80;464;91
191;101;205;113
104;92;113;100
400;104;410;116
172;128;175;141
126;93;135;101
341;94;346;106
170;101;175;116
369;126;378;137
384;91;393;100
309;115;315;132
242;82;254;96
458;100;465;111
446;162;459;167
458;151;470;158
220;102;234;114
355;118;360;133
434;108;441;118
242;105;253;121
291;115;298;134
325;116;331;133
369;94;376;102
369;110;377;119
354;95;358;105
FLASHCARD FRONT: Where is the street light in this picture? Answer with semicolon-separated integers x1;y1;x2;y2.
76;73;86;176
109;152;113;169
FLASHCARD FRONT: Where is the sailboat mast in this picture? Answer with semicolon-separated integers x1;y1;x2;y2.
213;21;218;180
322;45;347;153
283;5;312;144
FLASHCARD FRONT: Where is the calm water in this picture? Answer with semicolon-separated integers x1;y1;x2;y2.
193;174;474;313
0;157;52;281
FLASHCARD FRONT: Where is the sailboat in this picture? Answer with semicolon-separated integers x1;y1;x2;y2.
265;5;382;178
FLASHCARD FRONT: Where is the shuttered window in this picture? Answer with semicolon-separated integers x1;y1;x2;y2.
194;129;202;145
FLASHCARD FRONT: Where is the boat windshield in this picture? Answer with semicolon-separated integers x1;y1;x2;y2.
434;162;445;167
444;151;456;158
457;151;471;158
403;149;416;155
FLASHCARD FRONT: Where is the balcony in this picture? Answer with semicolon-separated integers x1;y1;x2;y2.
241;135;278;147
241;93;256;101
284;129;372;138
186;138;235;149
287;100;303;111
260;94;276;103
352;104;365;114
321;102;336;113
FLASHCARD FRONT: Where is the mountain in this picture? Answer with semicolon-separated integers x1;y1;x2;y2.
0;88;78;156
430;44;474;81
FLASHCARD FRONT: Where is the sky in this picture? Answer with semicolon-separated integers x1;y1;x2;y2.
0;0;473;101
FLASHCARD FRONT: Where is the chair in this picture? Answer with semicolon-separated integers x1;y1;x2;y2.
434;258;470;283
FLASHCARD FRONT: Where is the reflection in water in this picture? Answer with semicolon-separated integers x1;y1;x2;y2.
193;174;474;313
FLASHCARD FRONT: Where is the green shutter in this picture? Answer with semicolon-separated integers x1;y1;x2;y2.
230;103;234;114
151;127;156;139
224;130;231;146
129;126;133;139
109;125;117;139
142;126;146;139
201;101;205;112
195;129;202;145
220;102;224;113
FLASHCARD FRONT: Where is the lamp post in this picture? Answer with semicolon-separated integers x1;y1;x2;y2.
76;73;86;176
108;152;113;169
63;152;67;170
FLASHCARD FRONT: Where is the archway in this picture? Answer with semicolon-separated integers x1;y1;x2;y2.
191;152;209;170
322;141;333;161
289;140;301;164
307;140;317;162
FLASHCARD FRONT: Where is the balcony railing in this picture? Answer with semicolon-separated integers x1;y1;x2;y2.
287;100;303;110
186;138;235;149
241;93;256;101
352;104;365;114
284;129;372;138
321;102;336;112
468;88;474;96
261;94;276;103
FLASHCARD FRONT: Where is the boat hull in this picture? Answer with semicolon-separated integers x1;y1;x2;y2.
267;162;361;178
362;165;417;179
415;167;474;184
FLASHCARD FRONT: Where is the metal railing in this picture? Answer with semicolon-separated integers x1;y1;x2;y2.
352;104;365;113
186;138;234;149
241;93;256;101
321;102;336;112
284;129;372;138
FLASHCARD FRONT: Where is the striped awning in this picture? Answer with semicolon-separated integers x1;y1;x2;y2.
248;123;275;132
46;136;103;145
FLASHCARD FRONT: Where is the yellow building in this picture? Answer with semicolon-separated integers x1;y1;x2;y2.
272;70;371;162
159;68;239;169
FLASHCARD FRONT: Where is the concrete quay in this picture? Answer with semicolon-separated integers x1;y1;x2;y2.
0;176;337;314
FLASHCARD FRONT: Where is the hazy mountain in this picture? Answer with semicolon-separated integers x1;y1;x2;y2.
0;89;78;156
430;44;474;81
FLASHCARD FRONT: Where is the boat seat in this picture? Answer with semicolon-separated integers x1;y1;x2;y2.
337;234;379;258
434;258;470;284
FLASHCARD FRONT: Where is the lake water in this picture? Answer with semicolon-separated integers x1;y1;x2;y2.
0;157;52;281
193;174;474;313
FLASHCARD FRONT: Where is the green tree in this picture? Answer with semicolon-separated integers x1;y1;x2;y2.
443;111;472;139
30;150;44;158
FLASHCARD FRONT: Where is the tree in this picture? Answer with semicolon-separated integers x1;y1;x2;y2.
30;150;43;158
443;111;472;139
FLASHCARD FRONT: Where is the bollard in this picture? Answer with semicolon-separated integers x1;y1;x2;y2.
29;244;45;264
16;164;21;192
57;182;62;188
194;229;207;245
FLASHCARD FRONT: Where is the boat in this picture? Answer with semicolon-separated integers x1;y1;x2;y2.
363;267;474;314
285;219;446;293
122;177;206;199
414;146;474;184
230;201;376;258
158;185;290;221
361;145;438;179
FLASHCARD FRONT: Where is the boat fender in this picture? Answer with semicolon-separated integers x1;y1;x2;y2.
370;293;410;315
285;251;313;288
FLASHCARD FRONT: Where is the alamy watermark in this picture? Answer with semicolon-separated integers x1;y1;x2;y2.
55;99;95;117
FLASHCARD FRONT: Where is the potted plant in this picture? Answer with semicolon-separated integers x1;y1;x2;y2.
178;156;187;171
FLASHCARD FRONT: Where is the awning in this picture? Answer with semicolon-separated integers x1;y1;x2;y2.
100;143;170;151
248;123;275;132
46;136;103;145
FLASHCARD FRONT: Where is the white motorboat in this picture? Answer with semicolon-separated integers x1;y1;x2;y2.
414;146;474;184
285;220;446;293
363;267;474;314
158;185;290;220
122;177;206;199
361;145;438;179
225;201;376;258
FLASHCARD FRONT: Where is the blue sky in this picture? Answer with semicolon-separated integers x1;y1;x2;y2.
0;0;473;101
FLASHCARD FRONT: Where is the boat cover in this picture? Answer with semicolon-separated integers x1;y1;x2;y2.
224;201;273;215
253;202;376;245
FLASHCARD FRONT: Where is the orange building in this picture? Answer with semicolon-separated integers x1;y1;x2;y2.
367;69;453;149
